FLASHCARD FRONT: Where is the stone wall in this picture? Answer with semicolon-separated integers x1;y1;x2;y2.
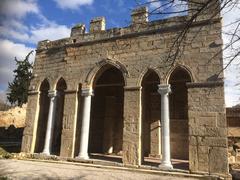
21;1;229;177
188;82;228;176
0;125;24;153
227;107;240;129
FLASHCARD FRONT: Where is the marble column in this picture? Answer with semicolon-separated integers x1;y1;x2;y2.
42;90;58;155
158;84;173;169
77;88;93;160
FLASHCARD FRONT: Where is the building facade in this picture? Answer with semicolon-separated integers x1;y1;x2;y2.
21;1;229;178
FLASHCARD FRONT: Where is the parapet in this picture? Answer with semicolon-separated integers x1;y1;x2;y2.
90;17;106;33
71;24;86;38
37;4;221;51
131;6;148;25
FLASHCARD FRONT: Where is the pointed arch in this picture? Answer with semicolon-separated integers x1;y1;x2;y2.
166;65;194;84
34;79;50;153
52;77;67;155
56;77;67;91
88;63;125;159
168;65;192;160
53;77;68;91
141;69;161;162
85;59;129;87
38;78;51;91
140;68;161;86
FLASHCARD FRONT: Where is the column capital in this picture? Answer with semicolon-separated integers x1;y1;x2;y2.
48;90;58;98
158;84;171;95
81;88;94;96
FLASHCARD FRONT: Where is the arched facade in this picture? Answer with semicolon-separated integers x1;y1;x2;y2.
22;4;229;177
34;77;67;155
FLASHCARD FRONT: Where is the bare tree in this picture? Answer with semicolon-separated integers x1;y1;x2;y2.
135;0;239;71
134;0;240;106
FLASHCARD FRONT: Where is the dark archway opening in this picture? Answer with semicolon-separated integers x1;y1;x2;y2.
51;78;67;156
141;70;161;165
74;84;83;157
169;68;191;163
35;79;50;153
89;66;124;162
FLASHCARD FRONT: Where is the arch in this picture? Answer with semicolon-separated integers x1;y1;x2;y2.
88;65;124;161
39;79;50;91
138;67;161;87
85;59;129;87
34;79;50;153
51;77;67;155
53;77;68;90
168;66;192;161
141;69;161;163
37;78;51;91
56;77;67;90
166;65;194;84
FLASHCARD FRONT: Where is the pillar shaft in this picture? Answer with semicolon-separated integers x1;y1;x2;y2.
77;88;93;160
158;84;173;169
42;90;58;155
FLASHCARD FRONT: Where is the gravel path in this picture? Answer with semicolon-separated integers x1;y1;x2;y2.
0;159;199;180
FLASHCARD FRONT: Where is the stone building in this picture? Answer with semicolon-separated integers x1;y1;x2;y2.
21;1;230;178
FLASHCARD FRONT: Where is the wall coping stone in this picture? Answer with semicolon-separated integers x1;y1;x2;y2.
124;86;142;90
28;91;39;95
186;81;224;88
36;17;221;52
64;90;78;94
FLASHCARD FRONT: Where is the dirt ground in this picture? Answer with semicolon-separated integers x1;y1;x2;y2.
0;159;200;180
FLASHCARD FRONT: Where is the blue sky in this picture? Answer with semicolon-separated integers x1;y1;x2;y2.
0;0;239;107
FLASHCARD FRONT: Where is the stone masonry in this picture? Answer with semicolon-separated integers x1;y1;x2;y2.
21;1;230;178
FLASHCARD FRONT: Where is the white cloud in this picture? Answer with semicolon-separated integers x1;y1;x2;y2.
0;0;71;44
53;0;94;10
29;24;71;43
0;0;39;18
1;21;71;44
0;25;30;42
171;0;187;12
147;0;187;18
0;0;72;101
147;0;161;10
0;39;35;91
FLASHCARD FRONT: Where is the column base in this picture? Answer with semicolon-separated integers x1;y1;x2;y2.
159;162;173;170
41;151;50;156
76;153;89;160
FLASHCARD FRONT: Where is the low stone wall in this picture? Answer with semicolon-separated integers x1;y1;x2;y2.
227;107;240;164
0;125;24;153
0;104;26;153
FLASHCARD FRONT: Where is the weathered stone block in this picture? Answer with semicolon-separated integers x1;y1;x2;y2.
209;147;229;175
90;17;105;32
